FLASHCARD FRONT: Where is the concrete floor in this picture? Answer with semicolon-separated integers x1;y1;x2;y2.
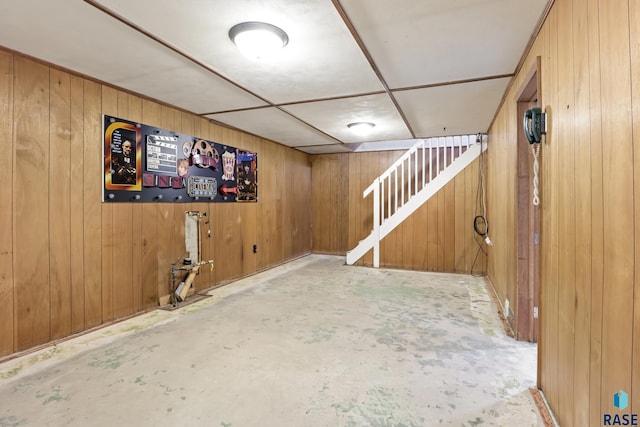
0;255;544;427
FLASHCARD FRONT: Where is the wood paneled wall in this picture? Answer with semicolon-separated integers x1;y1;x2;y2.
486;0;640;424
311;154;349;255
0;50;312;359
312;151;487;274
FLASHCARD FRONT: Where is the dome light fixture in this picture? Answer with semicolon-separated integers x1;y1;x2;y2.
348;122;376;136
229;22;289;60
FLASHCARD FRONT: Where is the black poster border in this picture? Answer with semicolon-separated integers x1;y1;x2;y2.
102;115;256;203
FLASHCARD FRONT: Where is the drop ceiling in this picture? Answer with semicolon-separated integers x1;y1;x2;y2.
0;0;550;154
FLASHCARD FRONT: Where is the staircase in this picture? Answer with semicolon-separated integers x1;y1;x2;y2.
346;134;487;267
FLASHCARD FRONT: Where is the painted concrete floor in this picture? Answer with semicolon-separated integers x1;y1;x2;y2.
0;255;543;427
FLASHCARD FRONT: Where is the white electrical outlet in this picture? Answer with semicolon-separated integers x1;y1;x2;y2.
504;298;510;318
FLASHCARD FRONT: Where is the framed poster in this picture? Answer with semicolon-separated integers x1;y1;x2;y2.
102;115;249;203
236;150;258;202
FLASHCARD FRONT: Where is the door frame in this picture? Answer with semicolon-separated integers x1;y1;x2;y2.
515;58;542;344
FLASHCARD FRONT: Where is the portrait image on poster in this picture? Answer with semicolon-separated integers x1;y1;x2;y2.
104;117;142;191
111;129;138;185
237;150;257;202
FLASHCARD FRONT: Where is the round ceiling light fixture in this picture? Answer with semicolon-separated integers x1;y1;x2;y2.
229;22;289;60
348;122;376;136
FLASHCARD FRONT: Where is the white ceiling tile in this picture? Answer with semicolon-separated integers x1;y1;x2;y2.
111;59;269;114
206;108;340;147
394;77;511;137
282;94;412;143
340;0;548;88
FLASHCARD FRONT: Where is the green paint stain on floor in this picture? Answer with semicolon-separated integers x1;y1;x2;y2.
303;327;335;344
41;387;69;405
482;327;496;336
0;366;23;380
34;347;62;362
89;349;127;370
0;415;27;426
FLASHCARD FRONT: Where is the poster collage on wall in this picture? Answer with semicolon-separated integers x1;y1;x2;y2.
103;115;257;203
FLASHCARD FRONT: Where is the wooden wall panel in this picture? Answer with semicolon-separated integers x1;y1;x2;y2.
139;100;161;308
82;79;103;329
599;0;635;416
69;75;85;334
13;56;51;351
0;49;312;359
347;151;360;258
49;68;72;341
443;184;455;272
280;146;294;262
291;149;312;257
101;86;117;323
112;90;135;320
255;139;284;271
486;106;515;308
556;0;576;424
454;167;467;273
587;0;604;422
311;154;348;255
630;0;640;415
542;4;561;412
412;201;428;271
571;0;592;424
0;51;14;355
402;206;415;269
426;195;438;271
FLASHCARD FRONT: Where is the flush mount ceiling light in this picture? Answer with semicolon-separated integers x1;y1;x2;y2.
348;122;376;136
229;22;289;60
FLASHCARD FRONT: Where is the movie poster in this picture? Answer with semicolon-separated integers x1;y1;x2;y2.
236;150;258;202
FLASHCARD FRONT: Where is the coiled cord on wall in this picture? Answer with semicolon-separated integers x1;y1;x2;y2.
531;144;540;206
471;133;488;277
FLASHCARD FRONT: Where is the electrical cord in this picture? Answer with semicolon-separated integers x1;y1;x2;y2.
471;133;488;277
531;144;540;206
473;215;488;236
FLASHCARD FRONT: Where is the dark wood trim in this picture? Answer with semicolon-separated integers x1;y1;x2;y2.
331;0;415;138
